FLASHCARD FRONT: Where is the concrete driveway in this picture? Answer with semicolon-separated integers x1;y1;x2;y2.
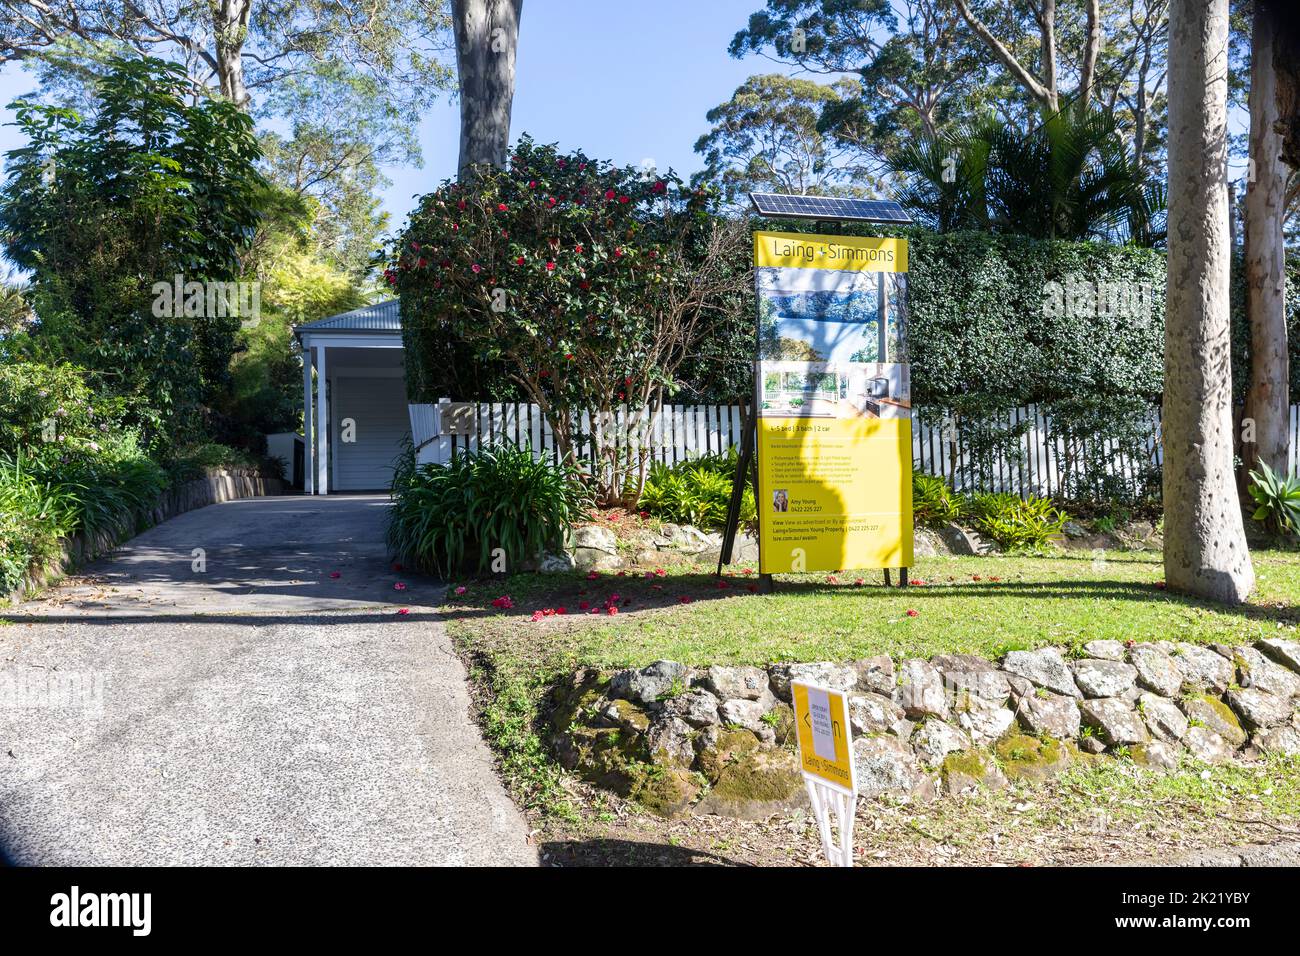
0;495;536;866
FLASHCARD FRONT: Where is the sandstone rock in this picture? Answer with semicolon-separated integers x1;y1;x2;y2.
1002;648;1081;697
896;658;949;719
1172;643;1235;694
1071;658;1138;698
851;655;895;696
1129;645;1183;697
1016;691;1082;740
768;661;857;702
848;692;906;736
1258;637;1300;674
1079;734;1107;754
853;735;936;801
1138;693;1188;742
719;696;777;736
645;717;696;768
538;551;576;573
1184;725;1233;764
703;665;770;701
1131;740;1179;770
568;524;622;571
1180;694;1247;748
657;689;720;728
944;669;1013;705
913;526;942;558
1225;688;1292;730
941;749;1008;794
911;720;970;768
1253;723;1300;756
931;653;997;674
1078;697;1149;746
1236;647;1300;699
609;660;690;705
1083;640;1127;661
954;694;1015;746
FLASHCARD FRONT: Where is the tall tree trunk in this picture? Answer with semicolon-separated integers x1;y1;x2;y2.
1243;2;1289;479
1260;0;1300;169
210;0;252;110
452;0;522;174
1163;0;1254;603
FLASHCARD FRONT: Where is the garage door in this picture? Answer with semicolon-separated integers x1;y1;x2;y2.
331;375;411;491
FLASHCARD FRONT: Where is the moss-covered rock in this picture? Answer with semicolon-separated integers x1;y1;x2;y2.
696;728;761;783
548;667;610;732
1180;693;1246;748
602;697;651;733
941;749;1008;794
695;747;807;820
995;733;1072;782
634;767;702;817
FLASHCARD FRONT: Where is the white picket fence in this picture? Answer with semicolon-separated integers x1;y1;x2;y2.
408;399;1300;498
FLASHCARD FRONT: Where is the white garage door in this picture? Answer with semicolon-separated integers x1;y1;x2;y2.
331;375;411;491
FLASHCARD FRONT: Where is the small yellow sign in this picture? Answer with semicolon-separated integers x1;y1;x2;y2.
791;681;856;794
753;231;907;272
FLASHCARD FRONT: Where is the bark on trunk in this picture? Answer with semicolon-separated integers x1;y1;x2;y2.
1163;0;1255;603
1242;2;1290;479
452;0;522;174
210;0;252;110
1261;0;1300;169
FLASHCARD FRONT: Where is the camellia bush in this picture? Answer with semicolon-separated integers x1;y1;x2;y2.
391;136;748;505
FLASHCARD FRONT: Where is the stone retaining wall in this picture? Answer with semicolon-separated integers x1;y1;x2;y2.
4;468;282;604
549;638;1300;819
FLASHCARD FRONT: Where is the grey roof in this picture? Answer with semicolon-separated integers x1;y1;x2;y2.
296;298;401;334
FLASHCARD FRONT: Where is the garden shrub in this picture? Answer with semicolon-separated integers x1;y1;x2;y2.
386;442;590;578
1247;462;1300;538
911;473;964;527
966;492;1069;551
638;448;755;530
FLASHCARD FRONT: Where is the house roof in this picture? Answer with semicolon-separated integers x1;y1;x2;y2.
295;298;401;335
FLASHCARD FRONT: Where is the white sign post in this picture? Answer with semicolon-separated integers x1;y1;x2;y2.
791;681;858;867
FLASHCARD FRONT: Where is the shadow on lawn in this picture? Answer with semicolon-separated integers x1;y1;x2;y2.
446;568;1300;629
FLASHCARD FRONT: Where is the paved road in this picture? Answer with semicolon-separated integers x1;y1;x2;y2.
0;495;536;866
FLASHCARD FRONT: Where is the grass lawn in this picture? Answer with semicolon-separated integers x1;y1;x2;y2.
444;546;1300;832
448;548;1300;671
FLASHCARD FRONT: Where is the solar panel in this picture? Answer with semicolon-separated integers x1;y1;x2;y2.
749;192;913;224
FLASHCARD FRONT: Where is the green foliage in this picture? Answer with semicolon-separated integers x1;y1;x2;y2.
0;55;267;449
1248;461;1300;537
890;111;1162;244
911;474;964;527
638;449;755;530
386;442;591;578
692;74;864;207
164;443;263;484
0;361;126;459
966;492;1068;551
392;136;748;502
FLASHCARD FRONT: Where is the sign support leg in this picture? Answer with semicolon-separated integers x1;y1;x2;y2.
805;779;856;867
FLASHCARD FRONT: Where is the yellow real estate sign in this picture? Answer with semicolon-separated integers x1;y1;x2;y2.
752;231;913;574
791;681;856;794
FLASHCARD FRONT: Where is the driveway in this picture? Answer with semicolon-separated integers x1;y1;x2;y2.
0;495;536;866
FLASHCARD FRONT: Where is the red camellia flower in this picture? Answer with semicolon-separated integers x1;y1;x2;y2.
458;199;466;210
547;196;557;207
411;241;421;251
575;244;583;254
579;601;589;611
678;596;693;604
546;261;556;271
528;180;537;188
906;609;919;617
651;180;666;194
604;189;616;200
516;256;525;265
497;203;508;211
471;263;482;273
607;606;618;616
613;248;624;258
618;195;630;203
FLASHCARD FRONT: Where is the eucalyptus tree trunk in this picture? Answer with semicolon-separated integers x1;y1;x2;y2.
1243;1;1290;479
1163;0;1254;603
452;0;522;174
211;0;253;110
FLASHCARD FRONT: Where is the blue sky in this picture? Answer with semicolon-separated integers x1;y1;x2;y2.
0;0;774;236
